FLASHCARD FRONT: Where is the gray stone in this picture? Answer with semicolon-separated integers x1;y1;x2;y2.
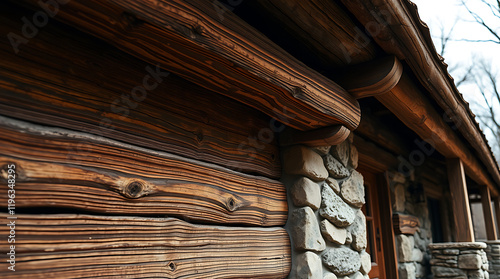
349;144;358;170
324;154;350;179
313;145;331;156
431;266;466;277
345;231;353;245
399;263;416;279
428;242;487;250
283;145;329;181
320;219;347;245
291;207;326;252
413;232;427;251
415;263;425;278
326;177;340;194
291;177;321;210
430;258;458;268
443;249;460;255
322;247;361;276
458;254;483;269
397;235;415;263
331;141;350;167
468;270;485;279
412;248;424;262
394;184;406;212
360;251;371;275
323;273;337;279
320;185;355;227
351;272;364;279
436;255;458;260
414;231;427;251
292;251;322;279
340;171;365;208
350;210;367;251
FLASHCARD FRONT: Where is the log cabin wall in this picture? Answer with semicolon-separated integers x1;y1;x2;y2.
0;2;291;277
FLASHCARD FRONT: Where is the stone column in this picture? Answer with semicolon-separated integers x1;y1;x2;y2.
485;241;500;278
283;136;370;278
429;242;489;279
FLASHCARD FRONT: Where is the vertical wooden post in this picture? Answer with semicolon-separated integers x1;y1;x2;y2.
481;186;498;240
447;158;474;242
495;197;500;238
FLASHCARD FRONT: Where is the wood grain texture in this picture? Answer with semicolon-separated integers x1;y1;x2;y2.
279;125;350;147
447;158;474;242
495;197;500;238
248;0;379;67
480;186;498;240
378;73;499;196
380;172;399;279
392;214;420;235
339;56;403;99
342;0;500;196
18;0;360;131
0;116;287;226
0;4;280;179
0;214;291;278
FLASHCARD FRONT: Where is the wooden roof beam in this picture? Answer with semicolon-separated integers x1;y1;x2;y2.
377;73;499;197
338;56;403;99
17;0;360;131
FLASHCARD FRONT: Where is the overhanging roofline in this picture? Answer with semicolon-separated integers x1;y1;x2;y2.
341;0;500;194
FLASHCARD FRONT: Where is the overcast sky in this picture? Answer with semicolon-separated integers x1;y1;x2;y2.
412;0;498;95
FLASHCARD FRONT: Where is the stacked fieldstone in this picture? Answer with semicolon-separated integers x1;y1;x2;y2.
283;136;370;279
429;242;489;279
390;172;432;279
485;241;500;278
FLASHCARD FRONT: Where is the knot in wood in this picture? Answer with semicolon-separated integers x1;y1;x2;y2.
167;261;176;271
124;181;145;199
196;132;203;142
226;197;237;212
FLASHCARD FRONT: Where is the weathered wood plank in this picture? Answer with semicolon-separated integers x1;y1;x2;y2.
17;0;361;131
392;213;420;235
0;116;287;226
0;4;280;178
0;214;291;278
480;186;498;240
447;158;474;242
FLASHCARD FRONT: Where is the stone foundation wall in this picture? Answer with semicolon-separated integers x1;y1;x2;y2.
283;136;370;278
429;242;488;279
389;172;432;278
486;241;500;278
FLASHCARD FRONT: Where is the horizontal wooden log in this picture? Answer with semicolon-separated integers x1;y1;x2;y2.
17;0;360;131
0;4;280;179
279;125;350;147
338;56;403;99
0;214;291;278
392;214;419;235
377;73;499;197
0;116;287;226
